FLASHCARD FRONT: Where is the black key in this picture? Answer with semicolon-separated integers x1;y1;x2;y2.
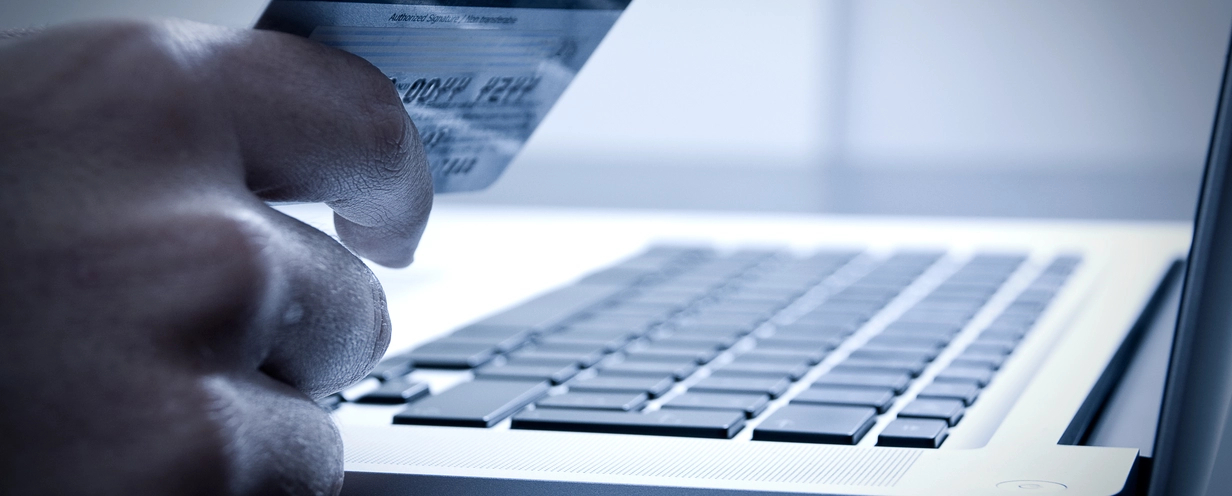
936;365;995;386
449;325;535;351
967;340;1016;356
537;392;648;412
601;359;698;380
713;359;810;380
670;322;757;337
898;398;966;426
536;332;633;352
355;377;431;404
917;381;981;405
742;347;827;365
690;376;791;398
568;374;675;398
474;362;581;384
865;334;949;350
652;334;741;350
754;337;841;355
367;355;414;380
663;392;770;418
793;386;896;412
836;358;928;377
393;379;549;428
856;344;939;361
878;418;951;448
407;340;499;369
512;407;745;439
477;284;625;331
510;342;610;367
753;404;877;445
953;350;1006;370
773;322;858;338
812;370;912;394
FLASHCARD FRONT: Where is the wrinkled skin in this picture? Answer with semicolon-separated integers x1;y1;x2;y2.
0;19;432;495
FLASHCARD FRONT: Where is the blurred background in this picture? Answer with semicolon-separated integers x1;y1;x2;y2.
5;0;1230;219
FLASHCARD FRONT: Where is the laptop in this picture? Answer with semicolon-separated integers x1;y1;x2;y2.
261;2;1231;495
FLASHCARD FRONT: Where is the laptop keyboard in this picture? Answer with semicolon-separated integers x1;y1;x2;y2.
332;247;1080;448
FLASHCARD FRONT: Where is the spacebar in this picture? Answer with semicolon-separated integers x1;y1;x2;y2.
511;408;745;439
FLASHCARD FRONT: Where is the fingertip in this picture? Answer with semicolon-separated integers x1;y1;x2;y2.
333;212;419;268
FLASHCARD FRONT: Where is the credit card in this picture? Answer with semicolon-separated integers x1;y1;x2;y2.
257;1;630;193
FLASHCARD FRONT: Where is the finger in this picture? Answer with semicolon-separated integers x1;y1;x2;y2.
256;203;392;399
189;22;433;267
204;373;344;496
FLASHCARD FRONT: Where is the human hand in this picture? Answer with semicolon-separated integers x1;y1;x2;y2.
0;19;431;495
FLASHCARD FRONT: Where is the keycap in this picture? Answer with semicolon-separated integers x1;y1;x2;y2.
733;352;815;369
559;322;649;339
753;404;877;445
899;398;965;426
393;379;549;428
354;377;431;405
687;311;769;330
477;284;625;331
624;345;720;364
662;392;770;418
512;406;746;439
690;376;791;398
754;337;841;355
856;345;939;362
882;322;962;337
709;363;801;381
651;334;741;350
474;362;580;384
601;359;698;380
980;327;1026;342
367;355;413;380
509;342;609;367
865;334;949;350
407;340;498;369
792;312;867;329
773;322;858;338
536;332;633;352
669;322;756;338
917;381;980;405
953;350;1006;370
792;386;896;412
537;392;648;412
812;370;912;394
449;325;535;351
967;340;1016;356
568;374;675;398
836;358;928;377
936;365;995;386
742;347;827;365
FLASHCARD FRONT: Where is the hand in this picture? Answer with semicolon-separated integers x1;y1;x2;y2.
0;19;432;495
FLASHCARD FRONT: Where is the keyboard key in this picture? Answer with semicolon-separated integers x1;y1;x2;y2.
812;370;912;394
651;334;741;350
601;359;698;380
625;345;720;364
407;340;499;369
878;418;949;448
354;377;430;405
917;381;981;405
477;284;625;331
559;322;650;339
865;334;949;350
753;404;877;445
474;362;581;384
367;355;413;381
509;342;609;367
967;340;1016;356
713;359;810;380
568;374;676;398
935;365;996;387
899;398;965;426
773;322;858;338
536;332;633;352
849;347;936;363
512;407;746;439
755;337;841;355
537;392;648;412
953;351;1006;370
836;358;928;377
793;386;896;412
663;392;771;418
449;325;535;351
741;347;827;365
393;379;549;428
690;376;792;398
